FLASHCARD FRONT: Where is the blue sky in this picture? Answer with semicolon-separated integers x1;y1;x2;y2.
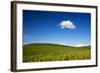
23;10;91;46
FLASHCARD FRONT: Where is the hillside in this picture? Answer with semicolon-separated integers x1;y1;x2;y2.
23;43;91;62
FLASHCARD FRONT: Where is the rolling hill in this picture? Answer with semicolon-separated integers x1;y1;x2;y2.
23;43;91;62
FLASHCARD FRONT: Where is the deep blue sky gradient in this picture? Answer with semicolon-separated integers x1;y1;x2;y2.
23;10;91;45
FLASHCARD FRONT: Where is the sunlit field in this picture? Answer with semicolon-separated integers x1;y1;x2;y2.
23;43;91;62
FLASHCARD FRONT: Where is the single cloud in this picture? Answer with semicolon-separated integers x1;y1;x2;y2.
60;20;75;29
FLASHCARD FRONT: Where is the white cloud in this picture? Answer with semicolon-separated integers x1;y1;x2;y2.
60;20;75;29
76;44;84;47
75;44;89;47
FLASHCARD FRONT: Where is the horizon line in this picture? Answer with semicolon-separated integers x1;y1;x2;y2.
23;42;91;47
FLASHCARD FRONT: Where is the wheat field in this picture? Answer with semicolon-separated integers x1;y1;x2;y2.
23;43;91;62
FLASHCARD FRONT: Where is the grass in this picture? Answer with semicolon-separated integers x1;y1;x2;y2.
23;43;91;62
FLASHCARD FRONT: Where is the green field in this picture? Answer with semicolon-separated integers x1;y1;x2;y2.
23;43;91;62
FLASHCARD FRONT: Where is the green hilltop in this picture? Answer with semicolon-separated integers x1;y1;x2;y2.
23;43;91;62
